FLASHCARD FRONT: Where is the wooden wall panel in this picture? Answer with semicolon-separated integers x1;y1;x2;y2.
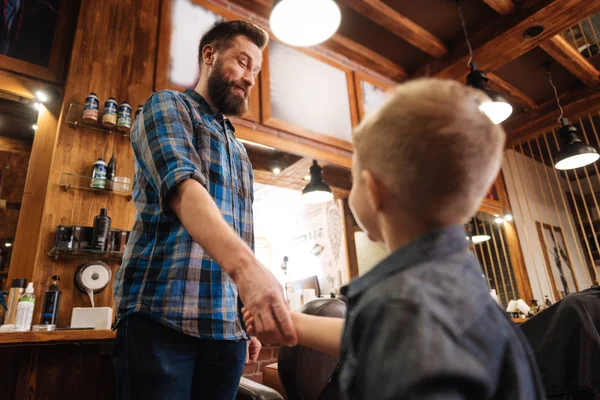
8;0;161;327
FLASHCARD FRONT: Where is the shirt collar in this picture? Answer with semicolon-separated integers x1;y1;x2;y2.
184;89;236;132
347;225;469;299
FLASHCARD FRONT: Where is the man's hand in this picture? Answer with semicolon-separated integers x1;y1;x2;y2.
235;263;298;346
245;336;262;365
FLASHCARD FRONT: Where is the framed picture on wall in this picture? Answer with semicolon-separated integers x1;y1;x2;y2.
353;72;393;121
536;222;579;301
0;0;74;84
155;0;260;121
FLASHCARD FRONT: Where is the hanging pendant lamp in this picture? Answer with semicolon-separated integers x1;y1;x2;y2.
543;62;599;170
302;160;334;204
270;0;341;47
456;0;512;124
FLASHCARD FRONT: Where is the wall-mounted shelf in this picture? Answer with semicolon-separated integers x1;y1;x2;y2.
48;247;124;262
58;173;132;200
65;103;131;137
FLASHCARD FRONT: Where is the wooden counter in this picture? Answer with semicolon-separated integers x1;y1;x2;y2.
0;329;115;346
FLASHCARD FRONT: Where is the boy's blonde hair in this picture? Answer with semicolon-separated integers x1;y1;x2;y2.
353;78;506;225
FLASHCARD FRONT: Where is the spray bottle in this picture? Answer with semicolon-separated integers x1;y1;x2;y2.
15;283;35;331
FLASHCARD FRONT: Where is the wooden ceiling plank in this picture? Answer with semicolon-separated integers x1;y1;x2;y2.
505;84;600;146
422;0;600;81
482;0;516;15
482;0;600;86
487;72;539;110
343;0;447;58
0;136;32;154
539;36;600;86
324;34;407;81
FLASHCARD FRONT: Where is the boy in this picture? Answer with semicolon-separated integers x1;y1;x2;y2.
244;79;545;399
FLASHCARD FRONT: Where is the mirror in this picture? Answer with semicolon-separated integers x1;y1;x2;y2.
0;96;39;289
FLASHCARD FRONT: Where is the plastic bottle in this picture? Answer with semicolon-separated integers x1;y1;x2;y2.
15;283;35;332
41;275;61;326
5;278;26;325
91;208;112;251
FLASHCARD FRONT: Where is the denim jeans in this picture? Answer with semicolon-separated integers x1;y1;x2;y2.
113;313;247;400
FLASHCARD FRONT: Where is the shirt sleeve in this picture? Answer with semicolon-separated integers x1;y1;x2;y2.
133;91;207;218
352;300;490;400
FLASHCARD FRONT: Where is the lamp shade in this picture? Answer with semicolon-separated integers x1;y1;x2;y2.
302;160;333;204
467;66;513;124
554;121;600;170
270;0;341;47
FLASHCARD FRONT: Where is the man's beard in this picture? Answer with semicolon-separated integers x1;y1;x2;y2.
207;60;250;116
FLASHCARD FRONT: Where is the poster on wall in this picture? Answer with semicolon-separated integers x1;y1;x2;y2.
536;222;578;300
1;0;60;65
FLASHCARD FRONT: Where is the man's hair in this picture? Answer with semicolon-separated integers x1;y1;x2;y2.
198;20;269;66
353;78;506;225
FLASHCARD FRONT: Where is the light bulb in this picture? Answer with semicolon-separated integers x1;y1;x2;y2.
555;153;600;170
302;190;334;204
32;124;38;130
504;214;513;222
35;91;48;102
5;243;12;247
270;0;341;47
272;167;281;175
495;217;503;224
479;101;513;124
304;175;310;181
471;235;491;244
33;103;42;111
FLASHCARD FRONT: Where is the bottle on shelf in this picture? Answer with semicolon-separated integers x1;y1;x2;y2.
106;155;116;191
5;278;27;325
90;158;107;189
40;275;62;326
102;98;118;128
91;208;112;251
15;283;35;332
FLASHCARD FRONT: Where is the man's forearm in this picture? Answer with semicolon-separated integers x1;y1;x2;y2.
170;179;253;280
292;312;344;356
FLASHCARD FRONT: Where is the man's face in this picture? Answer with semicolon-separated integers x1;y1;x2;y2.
207;36;263;116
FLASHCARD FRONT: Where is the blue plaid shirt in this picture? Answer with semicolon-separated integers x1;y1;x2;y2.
114;89;254;340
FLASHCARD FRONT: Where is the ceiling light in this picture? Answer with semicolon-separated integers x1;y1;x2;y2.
456;1;512;124
302;160;333;204
33;102;42;111
467;65;513;124
523;25;544;38
5;242;11;247
504;214;513;222
35;91;48;102
272;167;282;175
32;124;38;130
543;61;599;170
554;118;600;170
471;235;491;244
237;138;275;150
270;0;341;47
304;175;310;181
495;217;503;224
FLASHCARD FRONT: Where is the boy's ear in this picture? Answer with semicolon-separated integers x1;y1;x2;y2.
362;170;383;213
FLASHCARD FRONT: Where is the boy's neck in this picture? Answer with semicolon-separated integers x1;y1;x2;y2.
379;212;442;254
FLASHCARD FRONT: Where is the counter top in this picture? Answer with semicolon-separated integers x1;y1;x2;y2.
0;329;116;346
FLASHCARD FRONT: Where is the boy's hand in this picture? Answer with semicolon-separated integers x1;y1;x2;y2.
245;336;262;365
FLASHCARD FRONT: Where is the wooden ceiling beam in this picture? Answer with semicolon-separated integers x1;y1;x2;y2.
228;0;406;81
482;0;600;86
487;72;539;111
342;0;447;58
505;84;600;146
482;0;516;15
421;0;600;81
539;36;600;86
